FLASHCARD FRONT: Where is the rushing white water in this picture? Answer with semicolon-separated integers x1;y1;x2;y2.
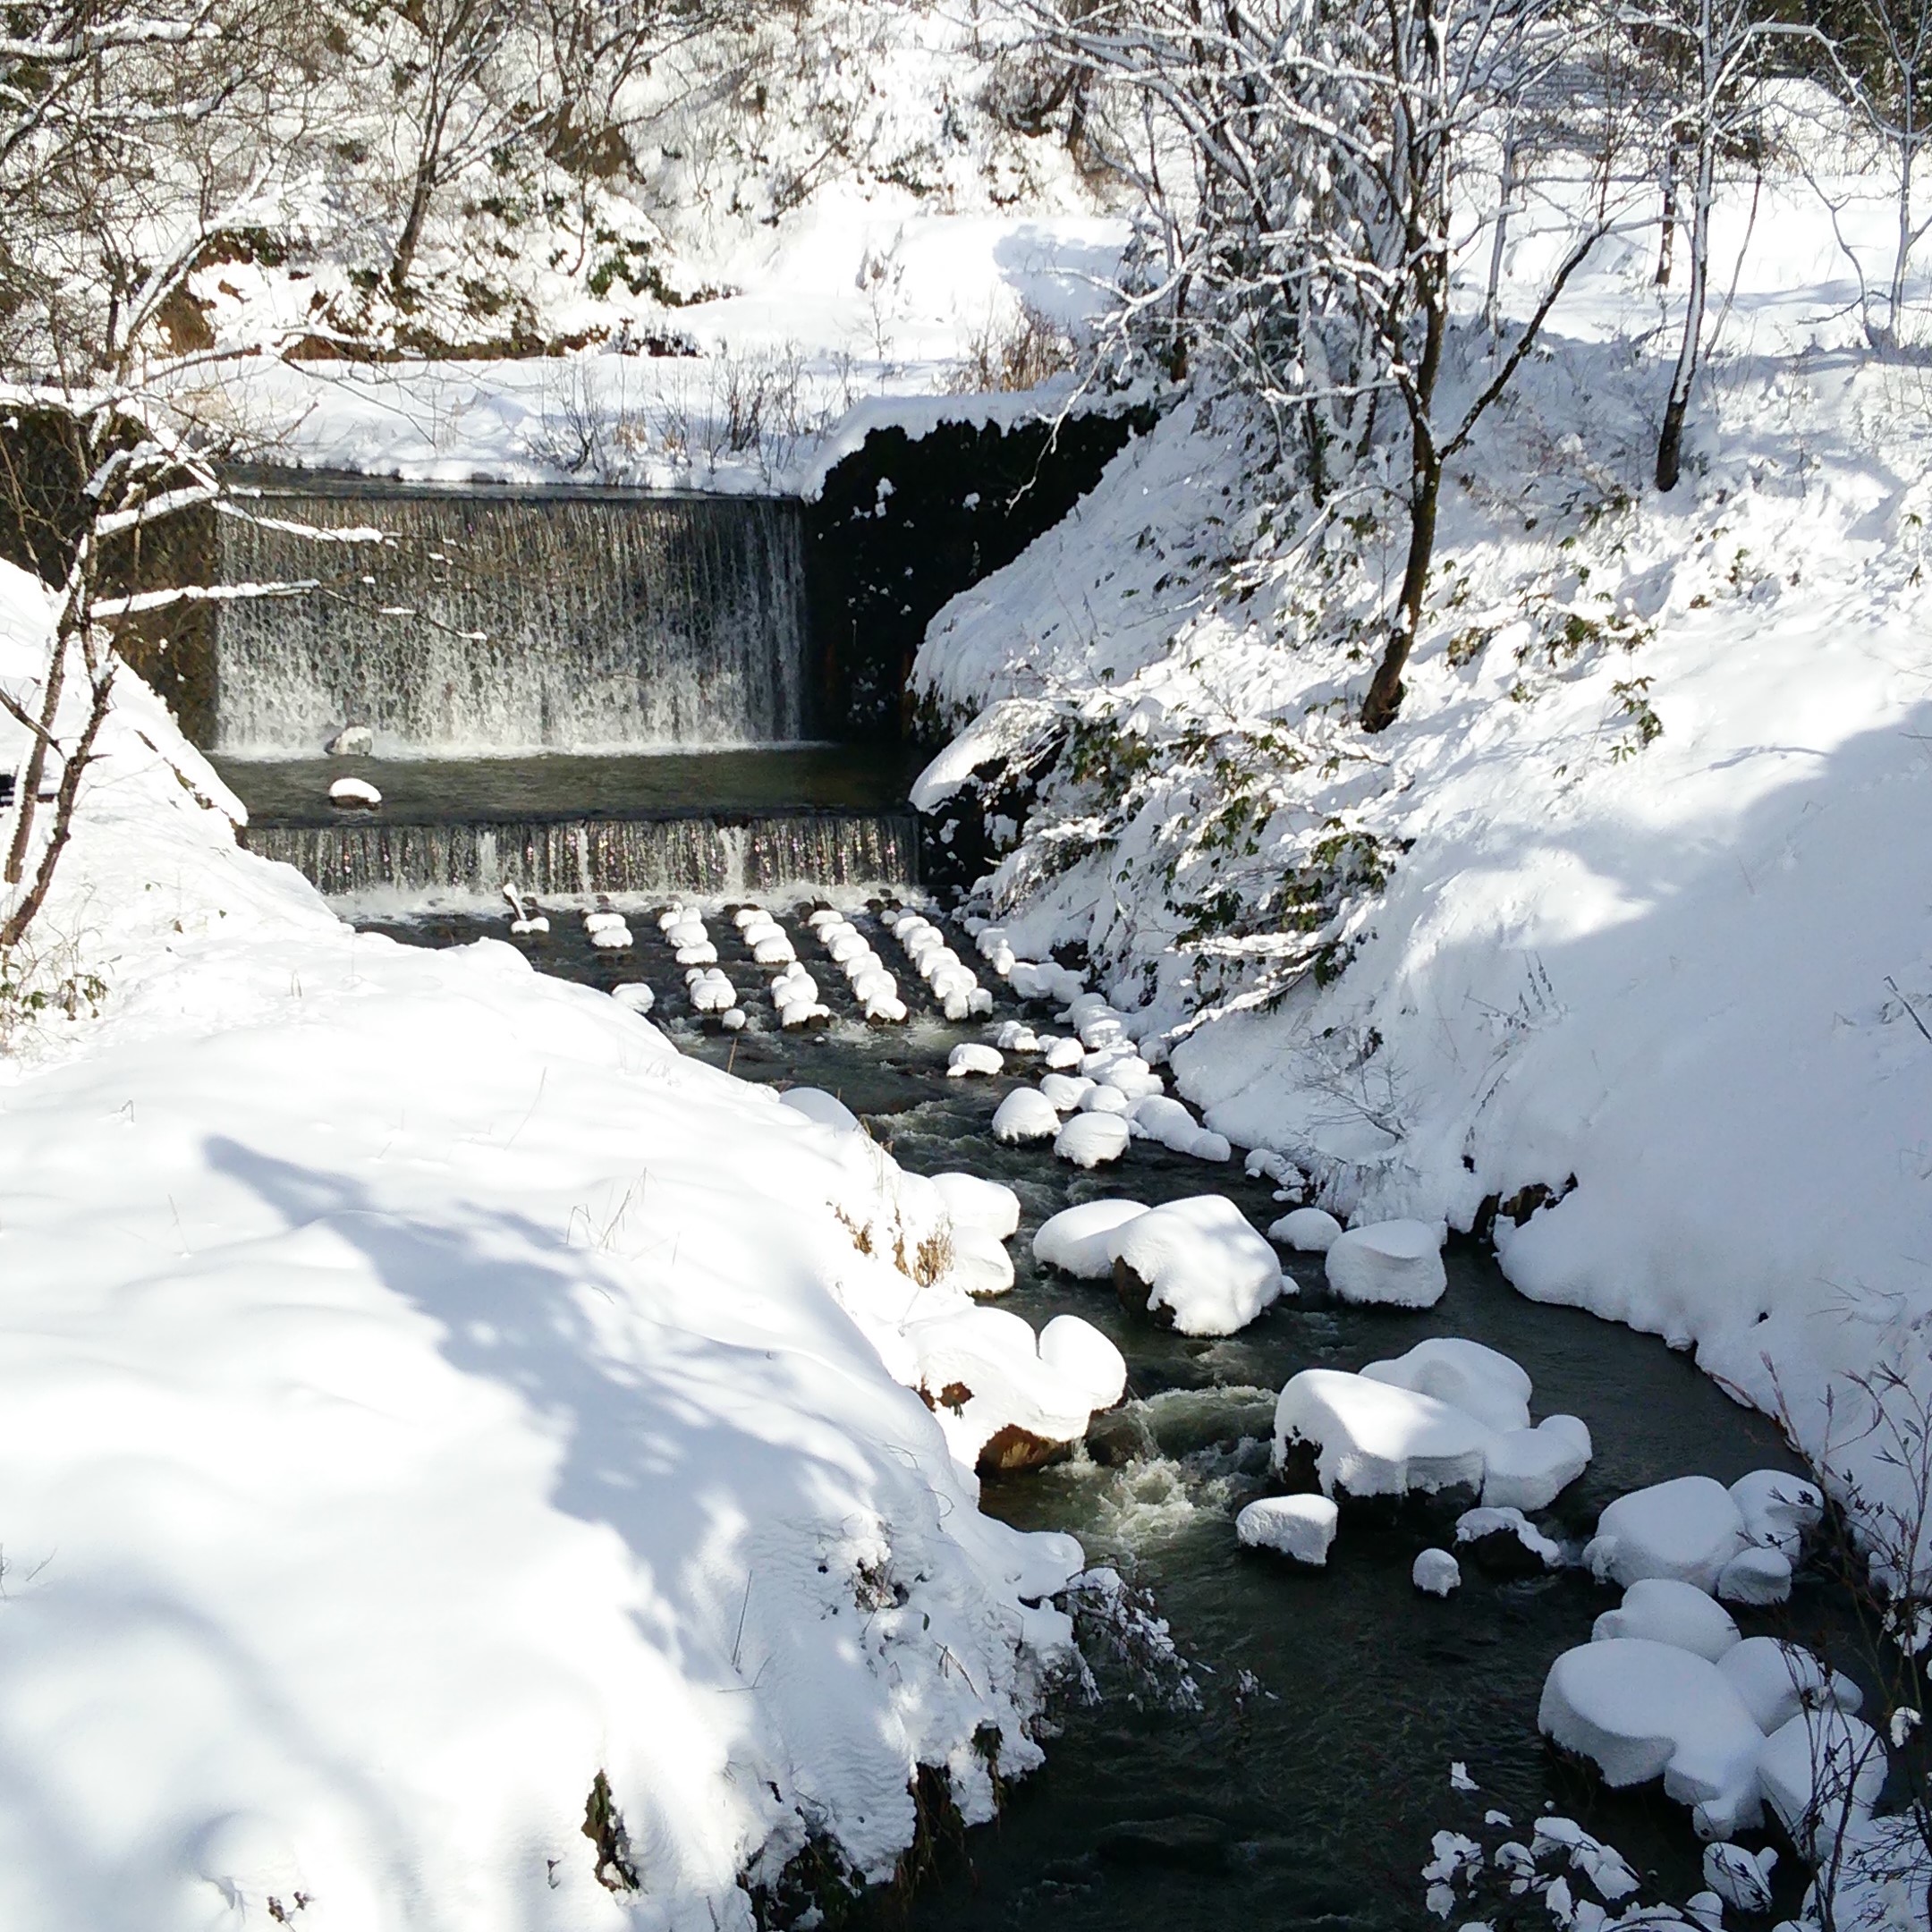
245;810;918;895
214;487;812;755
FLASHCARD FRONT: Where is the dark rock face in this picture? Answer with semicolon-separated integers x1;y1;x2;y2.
977;1422;1075;1475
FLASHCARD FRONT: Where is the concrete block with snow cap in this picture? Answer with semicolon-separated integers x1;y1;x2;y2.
1324;1219;1448;1308
1109;1195;1284;1336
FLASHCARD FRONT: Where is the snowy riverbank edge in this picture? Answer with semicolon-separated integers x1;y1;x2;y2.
0;571;1088;1932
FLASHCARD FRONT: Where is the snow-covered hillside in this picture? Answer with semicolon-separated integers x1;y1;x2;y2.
0;566;1106;1931
911;174;1932;1502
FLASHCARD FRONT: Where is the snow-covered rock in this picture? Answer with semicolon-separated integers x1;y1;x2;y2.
1702;1843;1776;1915
1053;1113;1130;1168
1717;1636;1860;1733
1592;1580;1741;1662
991;1089;1061;1144
1076;1082;1131;1115
780;1087;862;1133
906;1306;1103;1475
1039;1072;1095;1111
1273;1369;1490;1501
1323;1220;1448;1309
1730;1470;1824;1559
1480;1415;1592;1512
1032;1200;1148;1278
1538;1639;1767;1838
1758;1705;1887;1850
1038;1316;1127;1411
1584;1477;1749;1592
1716;1546;1793;1606
610;983;656;1015
946;1042;1004;1078
1040;1036;1086;1071
932;1174;1021;1241
1268;1207;1343;1252
1454;1504;1563;1572
1412;1548;1462;1596
327;775;381;808
1108;1195;1284;1335
325;724;373;757
590;924;634;951
995;1021;1040;1054
949;1224;1016;1299
1360;1338;1531;1434
1236;1494;1339;1564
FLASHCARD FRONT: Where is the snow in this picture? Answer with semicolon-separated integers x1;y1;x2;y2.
1052;1112;1130;1168
1703;1843;1776;1915
778;1087;862;1133
611;984;656;1015
1717;1637;1861;1734
1730;1469;1824;1559
948;1224;1017;1299
1360;1337;1532;1433
1480;1415;1593;1513
1031;1199;1148;1279
1324;1221;1449;1309
1412;1548;1462;1596
1107;1194;1285;1336
1591;1580;1741;1662
1038;1072;1094;1111
1716;1546;1793;1606
1037;1315;1127;1411
931;1173;1021;1241
1758;1706;1888;1851
1273;1369;1492;1501
1269;1206;1343;1252
1584;1477;1750;1593
0;590;1114;1928
327;775;381;808
946;1042;1004;1078
1538;1639;1767;1839
1235;1494;1340;1564
991;1088;1061;1144
1453;1506;1563;1570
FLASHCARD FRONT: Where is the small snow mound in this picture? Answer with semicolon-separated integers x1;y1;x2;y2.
1702;1843;1775;1915
590;924;634;951
1718;1635;1860;1733
1108;1195;1284;1336
610;984;656;1015
946;1043;1004;1078
1324;1220;1447;1308
991;1089;1060;1144
1592;1580;1741;1661
1730;1470;1823;1558
1033;1199;1148;1278
1412;1548;1462;1597
1054;1113;1129;1168
1482;1415;1592;1512
1584;1476;1748;1592
1268;1207;1343;1252
1077;1083;1131;1116
1538;1638;1766;1838
1038;1316;1127;1411
779;1088;861;1134
950;1224;1016;1299
1236;1494;1339;1564
1716;1546;1792;1606
327;776;381;808
1360;1337;1531;1433
931;1173;1021;1240
1273;1369;1490;1501
1758;1705;1887;1851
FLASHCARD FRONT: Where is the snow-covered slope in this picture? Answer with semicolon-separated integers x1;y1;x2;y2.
0;569;1088;1931
909;176;1932;1496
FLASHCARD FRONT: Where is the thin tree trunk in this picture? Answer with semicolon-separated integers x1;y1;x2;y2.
1362;446;1442;733
1656;143;1679;285
1657;122;1714;491
4;614;71;885
1891;131;1914;342
1485;131;1519;332
1;659;112;947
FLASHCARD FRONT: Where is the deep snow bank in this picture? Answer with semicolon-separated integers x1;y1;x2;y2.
908;179;1932;1500
0;571;1084;1930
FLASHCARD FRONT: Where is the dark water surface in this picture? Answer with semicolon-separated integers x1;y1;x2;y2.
366;898;1820;1929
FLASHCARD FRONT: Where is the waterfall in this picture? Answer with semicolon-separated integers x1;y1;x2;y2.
214;486;812;755
244;811;919;897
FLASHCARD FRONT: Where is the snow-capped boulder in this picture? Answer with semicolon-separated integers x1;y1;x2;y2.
995;1021;1040;1054
1584;1476;1749;1592
1039;1073;1095;1112
1758;1706;1887;1851
1702;1843;1776;1915
1538;1639;1767;1839
1592;1580;1741;1661
931;1174;1021;1241
1324;1220;1448;1308
325;724;374;757
1717;1636;1860;1734
1412;1548;1462;1596
1716;1546;1792;1606
946;1043;1004;1078
948;1224;1016;1299
584;911;628;936
779;1088;862;1134
1360;1338;1531;1434
1054;1113;1130;1168
1730;1470;1823;1558
1038;1316;1127;1411
1273;1369;1490;1502
1041;1037;1086;1071
1268;1207;1343;1253
610;983;655;1015
1481;1416;1592;1512
905;1306;1097;1476
1237;1495;1339;1565
1032;1200;1148;1279
328;775;381;809
591;924;634;951
1453;1505;1563;1574
1108;1196;1284;1335
992;1089;1061;1144
1077;1083;1132;1116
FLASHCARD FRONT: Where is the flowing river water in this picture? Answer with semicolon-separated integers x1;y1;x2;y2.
361;893;1831;1930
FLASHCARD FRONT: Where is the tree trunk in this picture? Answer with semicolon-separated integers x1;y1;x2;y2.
1890;131;1914;343
1657;123;1714;492
4;614;71;885
1655;144;1678;286
1485;131;1519;331
1;658;112;947
1362;447;1441;733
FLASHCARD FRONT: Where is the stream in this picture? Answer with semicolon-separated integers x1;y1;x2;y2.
363;894;1825;1929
